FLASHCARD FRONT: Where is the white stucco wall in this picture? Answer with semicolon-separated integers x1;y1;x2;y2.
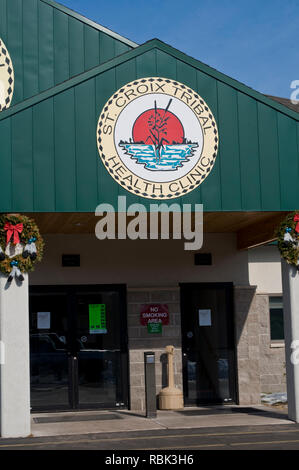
30;233;250;287
248;245;282;294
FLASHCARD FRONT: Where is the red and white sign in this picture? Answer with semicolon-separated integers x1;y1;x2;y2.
140;304;169;325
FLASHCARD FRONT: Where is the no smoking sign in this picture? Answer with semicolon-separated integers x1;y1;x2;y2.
140;304;169;326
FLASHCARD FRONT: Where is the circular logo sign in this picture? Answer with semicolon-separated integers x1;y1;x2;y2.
0;38;14;112
97;77;218;199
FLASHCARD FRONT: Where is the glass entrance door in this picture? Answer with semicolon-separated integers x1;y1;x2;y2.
180;283;236;405
75;288;128;408
30;292;69;409
29;285;128;411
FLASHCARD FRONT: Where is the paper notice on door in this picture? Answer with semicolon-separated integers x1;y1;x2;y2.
37;312;51;329
198;309;212;326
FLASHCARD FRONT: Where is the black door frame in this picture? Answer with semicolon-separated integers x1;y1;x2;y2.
180;282;238;406
29;283;129;412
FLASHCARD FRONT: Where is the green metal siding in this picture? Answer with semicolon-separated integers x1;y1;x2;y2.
0;40;298;212
0;0;134;106
257;103;281;210
237;93;260;210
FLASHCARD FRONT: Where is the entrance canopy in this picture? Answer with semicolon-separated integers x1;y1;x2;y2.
24;210;287;250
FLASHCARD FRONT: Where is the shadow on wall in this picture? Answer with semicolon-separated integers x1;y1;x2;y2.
234;286;256;346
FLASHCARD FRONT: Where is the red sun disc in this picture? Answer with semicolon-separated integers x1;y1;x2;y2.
133;108;184;145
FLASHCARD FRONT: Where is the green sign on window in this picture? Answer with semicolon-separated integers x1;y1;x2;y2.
147;322;162;334
89;304;107;334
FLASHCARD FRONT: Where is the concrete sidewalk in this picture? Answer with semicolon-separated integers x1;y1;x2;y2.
31;405;292;437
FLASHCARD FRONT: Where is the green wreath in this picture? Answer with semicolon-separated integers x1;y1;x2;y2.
276;211;299;269
0;214;44;281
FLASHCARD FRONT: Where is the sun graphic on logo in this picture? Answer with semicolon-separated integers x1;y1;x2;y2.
119;98;199;172
133;99;184;148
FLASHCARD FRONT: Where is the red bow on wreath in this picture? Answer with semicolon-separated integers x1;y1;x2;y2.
4;222;23;245
294;214;299;233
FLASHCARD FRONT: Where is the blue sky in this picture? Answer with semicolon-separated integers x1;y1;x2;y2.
61;0;298;98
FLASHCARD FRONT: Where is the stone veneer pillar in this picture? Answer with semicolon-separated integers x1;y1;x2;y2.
127;287;182;411
234;285;261;405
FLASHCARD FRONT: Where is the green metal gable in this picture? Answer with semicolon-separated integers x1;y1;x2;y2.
0;0;136;107
0;39;298;212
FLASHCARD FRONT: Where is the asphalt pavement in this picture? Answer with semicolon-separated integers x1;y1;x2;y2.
1;424;299;450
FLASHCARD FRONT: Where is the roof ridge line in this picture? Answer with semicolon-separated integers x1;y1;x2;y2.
40;0;138;48
152;38;299;122
0;38;298;123
0;41;152;121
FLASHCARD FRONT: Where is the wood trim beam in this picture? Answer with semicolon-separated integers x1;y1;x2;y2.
237;212;289;250
21;211;290;241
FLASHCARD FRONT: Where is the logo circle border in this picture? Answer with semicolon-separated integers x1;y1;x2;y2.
97;77;219;200
0;38;14;112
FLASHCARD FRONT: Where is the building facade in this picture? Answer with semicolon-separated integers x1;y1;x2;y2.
0;0;298;419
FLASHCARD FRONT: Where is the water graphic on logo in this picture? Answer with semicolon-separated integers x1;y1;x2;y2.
118;99;198;172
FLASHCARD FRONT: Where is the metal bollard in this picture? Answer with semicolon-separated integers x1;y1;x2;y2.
144;351;157;418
